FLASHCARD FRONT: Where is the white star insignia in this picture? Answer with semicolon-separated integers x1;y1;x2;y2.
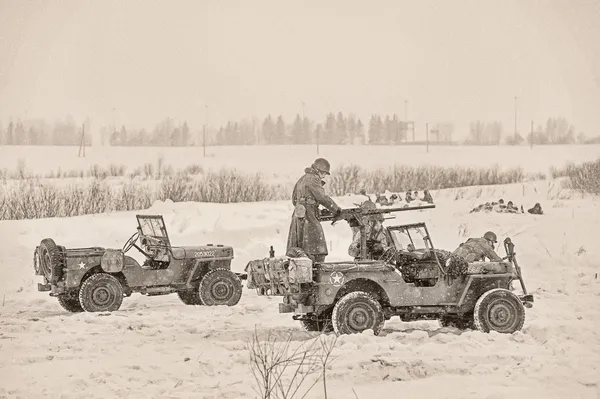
330;272;344;286
78;261;86;269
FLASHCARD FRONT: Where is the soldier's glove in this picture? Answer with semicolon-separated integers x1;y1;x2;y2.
331;208;343;224
319;209;331;218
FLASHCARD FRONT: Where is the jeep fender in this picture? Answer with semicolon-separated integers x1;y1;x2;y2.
188;258;233;285
78;266;130;295
333;278;391;306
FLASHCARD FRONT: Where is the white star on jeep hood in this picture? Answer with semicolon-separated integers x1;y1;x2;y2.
78;261;85;269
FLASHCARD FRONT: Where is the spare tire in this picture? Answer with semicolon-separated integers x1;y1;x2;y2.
39;238;65;284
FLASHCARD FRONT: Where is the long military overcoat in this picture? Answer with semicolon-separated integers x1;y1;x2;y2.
286;167;341;256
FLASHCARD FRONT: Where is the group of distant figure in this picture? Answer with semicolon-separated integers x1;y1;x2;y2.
353;187;544;216
357;189;435;207
470;199;544;215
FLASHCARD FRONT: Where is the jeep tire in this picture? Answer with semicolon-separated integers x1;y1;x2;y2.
473;288;525;333
331;291;385;335
198;268;243;306
57;295;84;312
79;273;124;312
177;290;203;306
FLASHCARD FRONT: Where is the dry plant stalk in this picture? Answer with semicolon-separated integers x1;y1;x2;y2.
246;327;338;399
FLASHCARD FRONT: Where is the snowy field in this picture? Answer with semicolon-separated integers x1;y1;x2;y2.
1;180;599;398
1;144;600;180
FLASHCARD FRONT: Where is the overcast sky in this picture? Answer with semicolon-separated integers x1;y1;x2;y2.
0;0;599;138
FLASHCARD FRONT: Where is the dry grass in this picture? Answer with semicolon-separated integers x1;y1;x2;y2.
0;170;282;220
553;158;600;195
328;164;526;196
0;158;589;221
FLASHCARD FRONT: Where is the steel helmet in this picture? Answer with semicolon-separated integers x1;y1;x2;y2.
483;231;497;243
312;158;331;175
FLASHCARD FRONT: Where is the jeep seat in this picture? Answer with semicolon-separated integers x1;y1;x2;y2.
466;261;509;275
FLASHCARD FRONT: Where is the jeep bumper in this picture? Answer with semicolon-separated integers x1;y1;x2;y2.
519;294;534;308
279;303;314;314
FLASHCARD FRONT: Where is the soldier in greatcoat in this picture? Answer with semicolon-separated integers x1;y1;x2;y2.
286;158;341;263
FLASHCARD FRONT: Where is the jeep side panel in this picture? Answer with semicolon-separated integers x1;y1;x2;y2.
312;262;400;307
57;250;105;293
312;262;514;309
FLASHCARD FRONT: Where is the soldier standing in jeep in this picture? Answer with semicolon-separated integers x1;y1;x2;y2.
452;231;503;262
286;158;342;263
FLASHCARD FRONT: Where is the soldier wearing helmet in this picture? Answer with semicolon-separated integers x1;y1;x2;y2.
452;231;502;262
347;200;389;260
286;158;342;263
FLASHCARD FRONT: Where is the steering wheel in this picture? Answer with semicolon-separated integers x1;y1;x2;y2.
122;231;140;253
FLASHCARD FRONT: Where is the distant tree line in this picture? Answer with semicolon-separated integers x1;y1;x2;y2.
0;117;91;146
0;113;597;146
0;112;423;146
467;117;596;145
104;113;418;146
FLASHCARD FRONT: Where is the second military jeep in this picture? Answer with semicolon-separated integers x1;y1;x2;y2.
246;219;534;335
34;214;245;312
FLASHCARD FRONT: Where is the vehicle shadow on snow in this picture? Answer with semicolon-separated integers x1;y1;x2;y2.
379;325;465;337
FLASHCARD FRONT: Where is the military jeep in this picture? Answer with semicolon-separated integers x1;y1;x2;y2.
34;214;245;312
246;219;534;335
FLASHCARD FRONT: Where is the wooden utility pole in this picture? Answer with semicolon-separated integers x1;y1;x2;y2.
530;120;533;150
317;127;320;155
514;96;518;136
78;124;85;157
203;104;208;157
426;123;429;153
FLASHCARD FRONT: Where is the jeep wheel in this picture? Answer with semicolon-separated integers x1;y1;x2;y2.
332;292;385;335
39;238;65;283
198;268;243;306
57;295;84;312
177;290;203;306
439;314;475;330
78;274;124;312
473;288;525;333
301;308;334;333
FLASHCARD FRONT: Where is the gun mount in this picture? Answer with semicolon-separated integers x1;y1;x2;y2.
319;203;436;260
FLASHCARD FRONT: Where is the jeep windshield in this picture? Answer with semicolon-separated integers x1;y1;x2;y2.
388;224;430;251
137;215;169;242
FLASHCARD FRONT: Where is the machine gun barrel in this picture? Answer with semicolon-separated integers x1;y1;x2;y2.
319;203;436;223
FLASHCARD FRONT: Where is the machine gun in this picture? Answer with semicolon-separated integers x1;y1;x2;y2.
319;203;436;260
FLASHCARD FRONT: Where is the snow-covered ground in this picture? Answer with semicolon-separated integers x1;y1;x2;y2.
1;144;600;179
1;180;599;398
